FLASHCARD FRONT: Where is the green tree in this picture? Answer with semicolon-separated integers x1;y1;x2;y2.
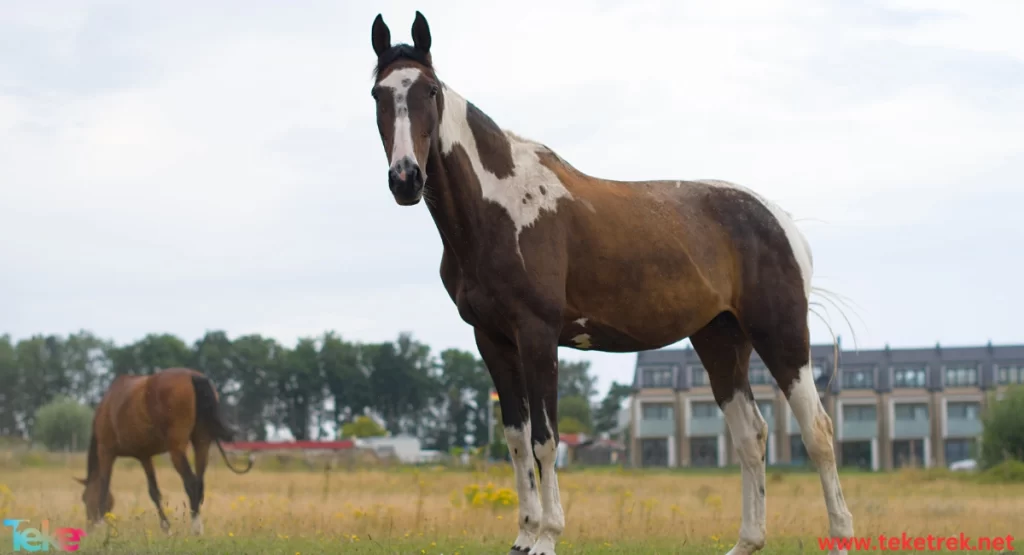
594;381;633;435
0;335;19;436
341;416;387;439
558;416;587;434
321;332;372;431
108;333;191;375
15;335;73;433
369;333;438;435
276;337;324;440
980;386;1024;467
33;396;94;451
231;334;286;441
558;359;597;400
558;395;593;433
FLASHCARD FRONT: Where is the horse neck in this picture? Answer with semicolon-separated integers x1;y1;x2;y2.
423;84;499;261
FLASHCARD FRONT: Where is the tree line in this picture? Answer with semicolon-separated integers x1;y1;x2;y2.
0;330;633;453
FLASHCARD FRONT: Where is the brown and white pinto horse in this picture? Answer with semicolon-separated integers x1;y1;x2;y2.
76;368;253;534
367;12;854;555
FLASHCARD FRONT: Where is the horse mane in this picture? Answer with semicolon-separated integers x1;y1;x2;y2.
85;433;99;483
373;44;433;79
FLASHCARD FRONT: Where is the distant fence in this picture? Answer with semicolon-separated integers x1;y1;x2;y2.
222;440;355;452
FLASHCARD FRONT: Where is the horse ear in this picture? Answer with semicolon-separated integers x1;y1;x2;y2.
372;14;391;57
411;11;431;53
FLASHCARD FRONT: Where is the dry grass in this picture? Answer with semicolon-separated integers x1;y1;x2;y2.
1;455;1021;553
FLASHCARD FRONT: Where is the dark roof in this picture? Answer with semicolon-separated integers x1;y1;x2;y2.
636;341;1024;369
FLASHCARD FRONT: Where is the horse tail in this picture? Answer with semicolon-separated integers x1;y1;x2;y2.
190;374;254;474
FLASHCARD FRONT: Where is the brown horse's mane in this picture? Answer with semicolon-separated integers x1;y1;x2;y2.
85;433;99;483
372;44;432;79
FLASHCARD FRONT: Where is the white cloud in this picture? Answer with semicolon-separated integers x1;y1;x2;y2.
1;0;1021;397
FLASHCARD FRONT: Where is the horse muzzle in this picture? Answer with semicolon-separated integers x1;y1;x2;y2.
388;157;424;206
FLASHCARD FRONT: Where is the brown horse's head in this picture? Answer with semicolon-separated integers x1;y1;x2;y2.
370;11;440;206
75;476;115;524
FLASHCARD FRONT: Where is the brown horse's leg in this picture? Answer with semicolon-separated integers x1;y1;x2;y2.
191;434;211;516
691;311;766;555
749;311;854;555
518;318;564;555
139;456;170;533
92;449;117;528
476;328;539;555
168;448;203;535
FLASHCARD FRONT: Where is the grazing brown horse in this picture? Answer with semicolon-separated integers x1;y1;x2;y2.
366;12;855;555
76;367;253;534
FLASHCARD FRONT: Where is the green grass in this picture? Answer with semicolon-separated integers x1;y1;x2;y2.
59;533;1020;554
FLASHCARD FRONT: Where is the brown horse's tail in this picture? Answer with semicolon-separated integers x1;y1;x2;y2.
191;374;254;474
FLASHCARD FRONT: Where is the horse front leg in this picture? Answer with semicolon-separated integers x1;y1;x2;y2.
476;327;541;554
517;318;564;555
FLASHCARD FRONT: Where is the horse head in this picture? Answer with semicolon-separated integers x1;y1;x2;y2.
369;11;440;206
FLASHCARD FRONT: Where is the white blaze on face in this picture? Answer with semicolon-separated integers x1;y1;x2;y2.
379;67;423;169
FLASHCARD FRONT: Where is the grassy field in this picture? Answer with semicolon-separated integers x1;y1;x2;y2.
1;454;1021;554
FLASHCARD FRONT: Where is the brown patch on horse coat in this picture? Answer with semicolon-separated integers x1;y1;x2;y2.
466;101;514;178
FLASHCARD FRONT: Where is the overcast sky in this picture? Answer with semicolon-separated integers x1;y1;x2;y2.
2;0;1021;399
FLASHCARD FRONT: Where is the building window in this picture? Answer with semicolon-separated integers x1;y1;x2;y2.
640;438;669;467
894;403;929;421
791;434;808;465
893;367;928;388
691;401;719;419
642;403;673;421
691;437;719;467
841;368;874;389
945;438;976;464
641;366;673;388
947;402;979;420
840;441;873;470
893;439;925;468
757;400;774;423
691;365;708;387
749;364;772;385
945;366;978;387
843;404;877;422
998;364;1024;385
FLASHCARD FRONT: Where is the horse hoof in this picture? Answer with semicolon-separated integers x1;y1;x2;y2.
509;549;530;555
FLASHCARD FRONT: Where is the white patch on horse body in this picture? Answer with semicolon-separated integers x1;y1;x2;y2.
504;423;542;550
788;362;854;553
722;395;768;555
439;85;573;259
571;333;592;349
697;179;814;298
574;317;588;326
379;68;422;169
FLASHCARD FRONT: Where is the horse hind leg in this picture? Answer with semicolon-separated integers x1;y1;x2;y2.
169;447;204;535
139;456;171;533
690;311;767;555
749;311;854;555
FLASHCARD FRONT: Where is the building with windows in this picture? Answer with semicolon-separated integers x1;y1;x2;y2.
628;341;1024;470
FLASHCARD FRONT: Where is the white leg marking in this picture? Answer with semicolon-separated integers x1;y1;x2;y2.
722;395;768;555
190;514;203;536
789;363;853;555
378;67;422;169
505;423;542;551
529;413;564;555
438;85;573;260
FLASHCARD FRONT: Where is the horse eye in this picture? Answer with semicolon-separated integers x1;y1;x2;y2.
429;85;438;97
